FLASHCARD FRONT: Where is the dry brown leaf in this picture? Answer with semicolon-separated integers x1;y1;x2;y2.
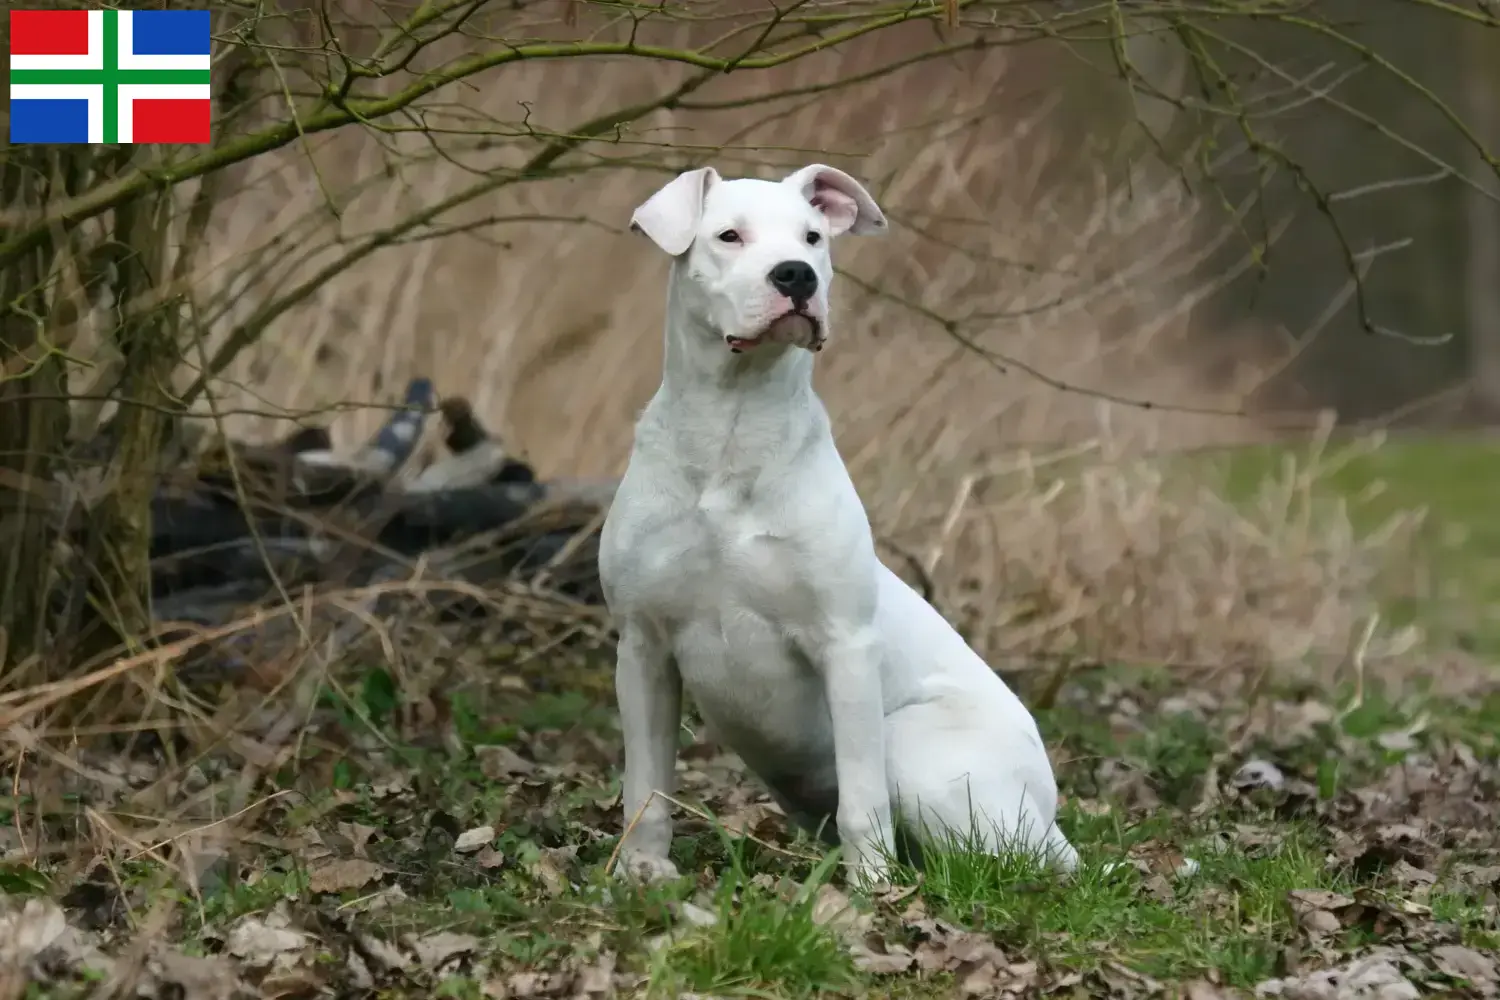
1287;889;1356;936
0;897;67;967
357;932;411;974
1142;873;1176;903
148;947;251;1000
226;908;308;968
719;802;781;838
572;951;617;995
810;884;869;938
406;930;480;971
454;824;496;853
337;821;379;857
527;845;577;897
369;771;414;798
1185;979;1238;1000
849;933;916;974
1431;944;1497;991
1255;948;1419;1000
476;744;537;779
308;858;387;894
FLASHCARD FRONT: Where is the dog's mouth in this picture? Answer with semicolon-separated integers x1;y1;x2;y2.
727;311;823;354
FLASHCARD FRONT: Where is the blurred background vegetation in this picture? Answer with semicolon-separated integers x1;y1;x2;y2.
2;0;1499;688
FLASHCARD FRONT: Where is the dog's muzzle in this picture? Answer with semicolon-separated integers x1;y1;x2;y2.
727;312;824;354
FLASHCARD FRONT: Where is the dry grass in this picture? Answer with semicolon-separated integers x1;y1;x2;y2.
61;24;1424;687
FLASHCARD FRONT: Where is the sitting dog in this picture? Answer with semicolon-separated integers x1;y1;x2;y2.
599;163;1079;885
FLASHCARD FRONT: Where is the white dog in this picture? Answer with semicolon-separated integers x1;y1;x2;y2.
599;163;1079;885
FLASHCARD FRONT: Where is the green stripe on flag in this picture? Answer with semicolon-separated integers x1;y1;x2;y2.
8;70;210;84
104;7;117;143
6;10;211;144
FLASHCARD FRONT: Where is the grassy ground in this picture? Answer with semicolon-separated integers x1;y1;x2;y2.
5;654;1499;999
6;436;1500;998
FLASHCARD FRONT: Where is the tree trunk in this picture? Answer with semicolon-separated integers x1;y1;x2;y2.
0;151;73;671
74;188;182;660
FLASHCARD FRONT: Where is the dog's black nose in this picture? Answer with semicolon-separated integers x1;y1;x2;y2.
768;260;818;303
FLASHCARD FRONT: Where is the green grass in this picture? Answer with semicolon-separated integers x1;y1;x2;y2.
1197;432;1500;654
174;666;1500;995
646;850;858;998
14;661;1500;999
895;819;1336;985
1213;435;1500;544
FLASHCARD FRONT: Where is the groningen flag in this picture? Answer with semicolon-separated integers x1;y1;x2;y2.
9;9;212;144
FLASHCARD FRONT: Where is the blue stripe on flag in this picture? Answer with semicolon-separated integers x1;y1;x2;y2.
131;10;211;55
9;99;91;143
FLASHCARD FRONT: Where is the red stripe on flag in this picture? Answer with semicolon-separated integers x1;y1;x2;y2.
9;10;92;56
131;99;212;144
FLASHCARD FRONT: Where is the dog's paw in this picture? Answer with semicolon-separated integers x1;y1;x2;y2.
615;851;681;884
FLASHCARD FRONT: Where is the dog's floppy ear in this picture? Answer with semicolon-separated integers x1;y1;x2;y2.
630;167;719;256
781;164;887;237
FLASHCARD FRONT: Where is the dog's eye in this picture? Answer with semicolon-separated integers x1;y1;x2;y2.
717;230;742;244
805;231;823;246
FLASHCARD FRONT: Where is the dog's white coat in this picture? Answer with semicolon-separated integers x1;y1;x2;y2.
599;164;1079;883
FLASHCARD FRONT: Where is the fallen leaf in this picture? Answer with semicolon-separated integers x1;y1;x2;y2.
526;846;576;896
810;884;870;937
337;821;379;857
1255;948;1419;1000
454;825;495;853
345;883;409;913
1141;873;1175;903
1287;889;1356;936
406;930;479;971
1431;944;1497;989
475;844;506;869
675;901;719;928
572;951;617;994
357;933;411;974
719;802;781;838
1386;860;1436;891
0;897;67;967
475;744;537;779
226;909;308;968
1186;979;1238;1000
346;952;374;991
308;858;386;894
148;946;251;1000
369;771;414;798
849;933;915;974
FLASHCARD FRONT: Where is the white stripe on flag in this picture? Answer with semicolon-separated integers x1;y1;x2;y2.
8;84;105;142
9;10;104;71
116;84;212;143
116;11;213;71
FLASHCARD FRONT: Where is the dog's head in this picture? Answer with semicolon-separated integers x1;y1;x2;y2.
629;164;887;354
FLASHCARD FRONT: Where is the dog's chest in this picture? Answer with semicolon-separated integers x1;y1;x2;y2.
628;473;813;622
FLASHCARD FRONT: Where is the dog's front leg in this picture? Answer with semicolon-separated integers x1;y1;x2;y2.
614;618;683;883
818;630;896;885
